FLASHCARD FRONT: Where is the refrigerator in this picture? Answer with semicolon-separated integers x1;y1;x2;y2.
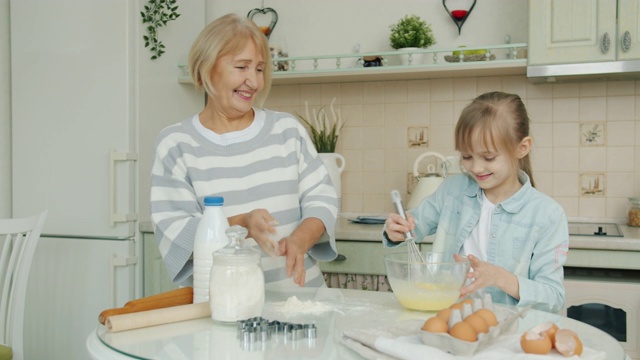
10;1;141;359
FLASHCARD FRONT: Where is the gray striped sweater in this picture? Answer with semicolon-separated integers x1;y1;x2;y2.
150;109;338;287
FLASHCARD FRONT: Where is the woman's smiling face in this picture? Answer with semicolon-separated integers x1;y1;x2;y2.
209;40;265;119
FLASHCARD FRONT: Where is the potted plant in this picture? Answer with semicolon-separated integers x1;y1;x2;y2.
389;15;436;65
297;98;346;211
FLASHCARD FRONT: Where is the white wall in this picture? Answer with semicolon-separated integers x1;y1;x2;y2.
0;0;10;217
136;0;205;223
206;0;528;57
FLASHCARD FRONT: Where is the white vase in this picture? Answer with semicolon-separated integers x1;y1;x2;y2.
318;153;346;212
398;47;424;66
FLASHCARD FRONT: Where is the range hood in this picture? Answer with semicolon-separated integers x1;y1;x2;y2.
527;60;640;83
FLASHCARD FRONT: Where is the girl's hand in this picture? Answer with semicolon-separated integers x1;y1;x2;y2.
384;212;416;242
454;254;520;300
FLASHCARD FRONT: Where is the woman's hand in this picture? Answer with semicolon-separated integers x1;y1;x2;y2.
278;218;325;287
454;254;520;300
236;209;279;256
384;212;416;242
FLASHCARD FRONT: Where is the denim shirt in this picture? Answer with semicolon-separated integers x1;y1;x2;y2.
384;171;568;313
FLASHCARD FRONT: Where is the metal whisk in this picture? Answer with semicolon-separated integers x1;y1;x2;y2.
390;190;424;266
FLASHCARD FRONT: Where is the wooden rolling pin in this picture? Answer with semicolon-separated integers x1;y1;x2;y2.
99;287;193;325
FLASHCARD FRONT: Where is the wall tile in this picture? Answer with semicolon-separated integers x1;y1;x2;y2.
430;101;454;125
384;103;408;126
341;149;363;172
502;76;528;97
407;80;430;103
607;96;635;121
531;147;553;172
579;147;607;172
579;82;607;97
477;77;502;95
553;172;579;197
341;127;362;150
527;82;553;99
579;197;606;218
607;80;635;96
579;97;606;122
430;78;453;101
407;102;430;126
552;123;579;147
453;77;477;101
607;147;634;172
531;123;553;148
553;83;580;98
553;147;579;172
341;83;363;105
362;127;384;149
363;82;385;104
293;75;639;222
607;121;635;147
552;98;579;123
362;104;385;127
384;81;407;104
527;98;553;123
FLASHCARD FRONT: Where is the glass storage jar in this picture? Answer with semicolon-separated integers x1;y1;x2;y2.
628;197;640;227
209;225;264;323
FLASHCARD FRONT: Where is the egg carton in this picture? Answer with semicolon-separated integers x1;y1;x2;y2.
420;303;528;356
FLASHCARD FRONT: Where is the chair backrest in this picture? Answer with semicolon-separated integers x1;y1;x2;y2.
0;211;47;359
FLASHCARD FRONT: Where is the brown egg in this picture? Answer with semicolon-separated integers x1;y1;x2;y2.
460;298;474;307
520;330;552;355
421;316;448;333
474;308;498;327
463;313;489;334
555;329;583;357
449;302;464;311
449;321;477;342
436;308;452;323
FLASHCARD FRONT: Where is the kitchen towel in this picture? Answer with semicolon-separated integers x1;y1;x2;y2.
105;302;211;333
340;319;607;360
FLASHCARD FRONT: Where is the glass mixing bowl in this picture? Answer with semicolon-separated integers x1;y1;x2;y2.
384;251;470;311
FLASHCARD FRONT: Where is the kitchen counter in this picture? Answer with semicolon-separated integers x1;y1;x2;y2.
139;216;640;273
139;216;640;250
332;214;640;251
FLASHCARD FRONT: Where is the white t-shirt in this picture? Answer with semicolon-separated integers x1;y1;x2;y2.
463;192;495;261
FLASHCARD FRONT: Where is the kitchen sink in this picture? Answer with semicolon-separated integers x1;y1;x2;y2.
568;222;622;237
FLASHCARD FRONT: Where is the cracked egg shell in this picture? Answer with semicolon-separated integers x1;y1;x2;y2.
555;329;583;357
520;330;552;355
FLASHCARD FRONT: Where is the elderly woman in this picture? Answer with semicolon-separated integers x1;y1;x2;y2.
150;13;338;288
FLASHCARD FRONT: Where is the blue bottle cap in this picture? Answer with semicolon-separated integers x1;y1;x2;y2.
203;196;224;206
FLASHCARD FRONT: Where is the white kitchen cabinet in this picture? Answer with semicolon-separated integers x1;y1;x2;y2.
529;0;640;65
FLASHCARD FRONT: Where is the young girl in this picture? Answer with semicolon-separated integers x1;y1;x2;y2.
384;91;568;313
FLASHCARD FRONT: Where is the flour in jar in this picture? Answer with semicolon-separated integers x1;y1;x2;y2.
270;296;335;315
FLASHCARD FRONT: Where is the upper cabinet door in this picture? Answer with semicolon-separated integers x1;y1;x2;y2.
529;0;617;65
618;0;640;60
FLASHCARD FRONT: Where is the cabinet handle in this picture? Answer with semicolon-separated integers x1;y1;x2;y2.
601;32;611;53
621;31;631;52
333;254;347;262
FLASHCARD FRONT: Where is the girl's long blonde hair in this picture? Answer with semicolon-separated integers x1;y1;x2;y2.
454;91;535;187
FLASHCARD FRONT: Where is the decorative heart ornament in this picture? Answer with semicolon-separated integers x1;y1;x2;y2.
442;0;477;35
247;7;278;38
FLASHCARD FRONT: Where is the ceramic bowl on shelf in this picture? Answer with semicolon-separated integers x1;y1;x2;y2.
384;251;470;311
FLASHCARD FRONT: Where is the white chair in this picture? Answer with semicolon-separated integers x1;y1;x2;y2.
0;211;47;360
